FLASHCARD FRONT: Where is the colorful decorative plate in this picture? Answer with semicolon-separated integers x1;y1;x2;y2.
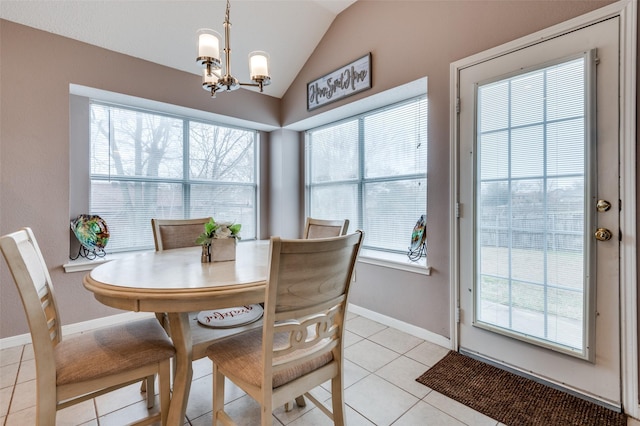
70;214;110;251
196;304;264;329
409;214;427;251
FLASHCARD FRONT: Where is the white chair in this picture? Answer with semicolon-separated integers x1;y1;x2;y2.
0;227;174;426
207;230;364;426
303;217;349;239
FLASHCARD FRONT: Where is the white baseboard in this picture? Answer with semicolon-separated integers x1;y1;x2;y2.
0;312;155;350
348;303;452;349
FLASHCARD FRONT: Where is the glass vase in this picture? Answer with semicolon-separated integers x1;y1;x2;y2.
201;244;211;263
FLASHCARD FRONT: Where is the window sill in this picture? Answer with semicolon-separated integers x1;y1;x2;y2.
64;248;431;276
63;251;153;273
358;249;431;275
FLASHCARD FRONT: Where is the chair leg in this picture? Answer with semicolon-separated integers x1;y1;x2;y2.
284;395;306;412
142;314;167;396
159;359;171;426
331;377;346;426
261;405;272;426
294;395;306;407
212;364;226;426
145;374;156;409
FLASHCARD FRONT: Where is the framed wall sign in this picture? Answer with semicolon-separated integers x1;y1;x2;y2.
307;53;372;111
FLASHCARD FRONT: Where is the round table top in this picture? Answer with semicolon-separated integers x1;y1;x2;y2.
83;240;270;311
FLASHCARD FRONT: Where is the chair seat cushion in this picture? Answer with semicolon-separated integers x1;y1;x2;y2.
55;318;175;386
207;328;333;389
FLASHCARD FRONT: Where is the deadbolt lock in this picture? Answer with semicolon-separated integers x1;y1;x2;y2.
594;228;613;241
596;200;611;212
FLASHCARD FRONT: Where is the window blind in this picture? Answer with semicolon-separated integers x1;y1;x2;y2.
306;96;427;254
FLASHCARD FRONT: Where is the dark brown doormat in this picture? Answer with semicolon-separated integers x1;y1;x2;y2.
416;351;626;426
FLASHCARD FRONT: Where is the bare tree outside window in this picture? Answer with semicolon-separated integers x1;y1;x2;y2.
90;103;257;252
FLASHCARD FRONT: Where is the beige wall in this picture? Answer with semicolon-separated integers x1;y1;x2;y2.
0;19;279;338
280;0;616;337
268;129;303;239
0;0;622;340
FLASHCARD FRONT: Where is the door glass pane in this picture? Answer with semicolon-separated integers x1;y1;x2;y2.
475;57;587;354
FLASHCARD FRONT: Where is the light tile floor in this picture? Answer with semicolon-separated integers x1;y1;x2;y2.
1;313;637;426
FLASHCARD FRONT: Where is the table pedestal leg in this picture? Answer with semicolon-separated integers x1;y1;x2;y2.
166;312;193;425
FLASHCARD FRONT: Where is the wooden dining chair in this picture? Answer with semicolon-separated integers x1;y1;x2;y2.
150;218;263;362
278;216;351;411
151;217;213;251
0;228;174;426
303;217;349;239
207;230;364;426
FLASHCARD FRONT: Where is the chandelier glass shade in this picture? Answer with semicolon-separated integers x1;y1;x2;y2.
197;0;271;98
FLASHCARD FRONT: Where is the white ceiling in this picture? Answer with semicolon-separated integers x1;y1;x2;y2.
0;0;357;98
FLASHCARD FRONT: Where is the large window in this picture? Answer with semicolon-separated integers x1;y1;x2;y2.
305;97;427;254
90;102;258;252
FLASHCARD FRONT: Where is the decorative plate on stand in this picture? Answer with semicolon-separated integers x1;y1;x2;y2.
71;214;110;250
70;214;110;260
407;214;427;261
196;304;264;328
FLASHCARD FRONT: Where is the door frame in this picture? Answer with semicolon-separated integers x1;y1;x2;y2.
449;0;637;418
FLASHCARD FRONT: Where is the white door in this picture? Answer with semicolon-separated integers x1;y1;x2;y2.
457;17;620;406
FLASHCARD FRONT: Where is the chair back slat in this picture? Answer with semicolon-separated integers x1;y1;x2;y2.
273;302;343;359
274;295;345;323
46;317;58;340
40;289;58;333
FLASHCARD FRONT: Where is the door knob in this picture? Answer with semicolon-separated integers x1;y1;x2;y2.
594;228;612;241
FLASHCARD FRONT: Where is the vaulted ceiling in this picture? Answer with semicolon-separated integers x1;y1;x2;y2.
0;0;357;98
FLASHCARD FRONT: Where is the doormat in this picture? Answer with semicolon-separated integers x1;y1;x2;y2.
416;351;626;426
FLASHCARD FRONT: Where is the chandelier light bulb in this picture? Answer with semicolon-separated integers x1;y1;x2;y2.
249;51;270;79
197;29;221;65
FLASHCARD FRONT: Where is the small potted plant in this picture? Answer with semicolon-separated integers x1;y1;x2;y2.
196;218;241;262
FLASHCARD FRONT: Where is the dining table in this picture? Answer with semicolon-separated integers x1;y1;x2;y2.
83;240;270;425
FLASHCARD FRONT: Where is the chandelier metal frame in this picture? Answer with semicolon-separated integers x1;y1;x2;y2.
196;0;271;98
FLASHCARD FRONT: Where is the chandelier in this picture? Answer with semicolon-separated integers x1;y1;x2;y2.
197;0;271;98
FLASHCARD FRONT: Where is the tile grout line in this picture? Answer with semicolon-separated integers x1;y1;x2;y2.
4;345;26;423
